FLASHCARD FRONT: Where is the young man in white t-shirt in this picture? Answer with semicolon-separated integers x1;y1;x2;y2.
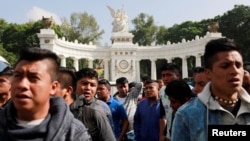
114;77;142;141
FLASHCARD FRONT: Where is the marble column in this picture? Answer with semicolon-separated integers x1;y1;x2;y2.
136;59;141;82
182;56;188;79
60;56;66;67
88;59;93;68
110;59;115;81
150;59;157;80
195;54;202;67
73;58;79;71
104;59;109;80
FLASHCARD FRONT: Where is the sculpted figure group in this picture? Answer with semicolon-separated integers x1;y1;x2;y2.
107;5;129;33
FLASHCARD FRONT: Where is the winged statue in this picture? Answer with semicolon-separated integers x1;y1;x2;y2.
107;5;129;33
107;5;116;18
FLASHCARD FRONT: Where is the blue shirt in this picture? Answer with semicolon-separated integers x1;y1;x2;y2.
134;98;163;141
107;96;128;138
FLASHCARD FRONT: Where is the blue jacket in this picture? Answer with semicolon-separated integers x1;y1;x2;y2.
171;82;250;141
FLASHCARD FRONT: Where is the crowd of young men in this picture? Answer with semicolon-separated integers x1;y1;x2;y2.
1;37;250;141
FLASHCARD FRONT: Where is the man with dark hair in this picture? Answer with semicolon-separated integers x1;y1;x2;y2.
192;66;210;95
70;68;116;141
55;66;77;105
0;47;91;140
97;79;129;141
172;38;250;141
140;76;151;101
114;77;142;141
165;79;196;135
134;80;165;141
159;63;181;140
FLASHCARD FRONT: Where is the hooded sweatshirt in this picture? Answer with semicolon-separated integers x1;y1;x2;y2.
0;97;92;141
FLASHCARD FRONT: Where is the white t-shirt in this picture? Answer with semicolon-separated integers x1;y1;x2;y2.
159;86;172;138
115;95;127;104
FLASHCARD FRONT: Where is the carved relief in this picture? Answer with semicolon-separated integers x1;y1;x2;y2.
116;59;132;73
119;60;129;69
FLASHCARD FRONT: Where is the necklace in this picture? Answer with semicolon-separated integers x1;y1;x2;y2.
214;95;239;104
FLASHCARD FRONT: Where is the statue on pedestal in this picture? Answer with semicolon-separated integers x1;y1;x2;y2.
207;22;219;33
42;16;54;29
107;5;129;33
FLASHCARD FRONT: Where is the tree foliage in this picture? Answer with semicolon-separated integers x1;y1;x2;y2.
218;5;250;60
131;13;158;46
131;5;250;78
0;5;250;77
165;21;205;43
60;12;104;45
155;25;168;45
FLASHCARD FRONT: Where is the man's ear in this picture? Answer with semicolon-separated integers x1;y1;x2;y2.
50;81;59;96
63;86;73;99
205;68;211;80
66;86;73;94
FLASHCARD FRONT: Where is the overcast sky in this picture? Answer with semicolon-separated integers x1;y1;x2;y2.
1;0;250;45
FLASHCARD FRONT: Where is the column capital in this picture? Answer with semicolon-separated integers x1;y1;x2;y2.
103;58;110;61
197;53;203;57
150;58;157;62
181;56;189;60
59;55;66;59
72;57;79;61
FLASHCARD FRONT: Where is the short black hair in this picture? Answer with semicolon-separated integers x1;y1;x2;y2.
57;66;77;100
141;76;151;81
165;79;195;104
116;77;128;85
58;67;77;90
160;63;180;75
98;79;111;89
75;68;98;82
144;79;159;89
204;38;241;69
15;47;59;81
193;66;205;73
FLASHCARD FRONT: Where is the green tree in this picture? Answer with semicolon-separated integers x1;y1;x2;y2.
0;19;8;43
1;22;39;57
1;19;63;64
218;5;250;60
164;21;204;43
130;13;159;77
60;12;105;71
60;12;104;45
131;13;158;46
155;25;168;45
